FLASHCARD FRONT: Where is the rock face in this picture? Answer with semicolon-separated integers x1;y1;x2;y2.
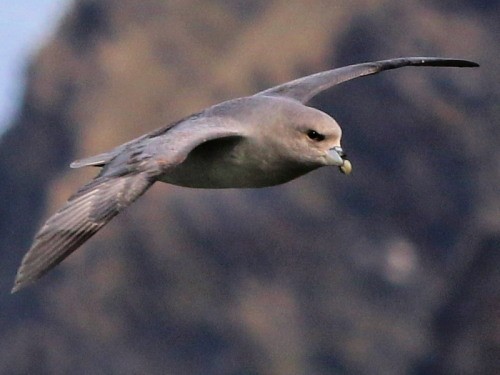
0;1;498;374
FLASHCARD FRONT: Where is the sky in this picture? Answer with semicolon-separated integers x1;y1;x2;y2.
0;0;71;133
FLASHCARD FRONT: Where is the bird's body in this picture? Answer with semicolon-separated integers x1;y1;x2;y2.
79;95;340;189
158;96;336;188
11;57;479;293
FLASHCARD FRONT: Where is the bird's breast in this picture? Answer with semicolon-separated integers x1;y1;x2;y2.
158;138;311;189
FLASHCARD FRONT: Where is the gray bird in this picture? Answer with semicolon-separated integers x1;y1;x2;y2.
12;57;479;293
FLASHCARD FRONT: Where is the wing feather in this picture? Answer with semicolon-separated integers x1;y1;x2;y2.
13;114;246;292
257;57;479;104
12;173;153;293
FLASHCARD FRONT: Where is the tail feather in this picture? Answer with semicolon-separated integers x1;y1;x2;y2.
12;173;154;293
70;152;114;168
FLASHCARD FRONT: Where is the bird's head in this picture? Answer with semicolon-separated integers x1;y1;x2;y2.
268;102;352;175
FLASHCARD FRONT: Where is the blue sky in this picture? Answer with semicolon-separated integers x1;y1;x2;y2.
0;0;71;133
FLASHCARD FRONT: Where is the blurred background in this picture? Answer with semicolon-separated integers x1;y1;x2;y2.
0;1;498;374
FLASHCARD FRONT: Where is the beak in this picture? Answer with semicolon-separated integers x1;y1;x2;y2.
326;146;352;175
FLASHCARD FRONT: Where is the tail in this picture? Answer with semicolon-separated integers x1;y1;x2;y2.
70;151;115;168
12;173;154;293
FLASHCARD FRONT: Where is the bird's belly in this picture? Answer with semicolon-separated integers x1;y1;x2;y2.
157;136;314;188
159;155;310;189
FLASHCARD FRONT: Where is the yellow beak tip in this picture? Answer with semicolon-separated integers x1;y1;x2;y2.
340;159;352;175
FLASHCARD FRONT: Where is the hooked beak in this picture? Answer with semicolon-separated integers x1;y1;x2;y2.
326;146;352;175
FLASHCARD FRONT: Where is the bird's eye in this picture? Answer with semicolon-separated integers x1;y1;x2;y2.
307;130;325;141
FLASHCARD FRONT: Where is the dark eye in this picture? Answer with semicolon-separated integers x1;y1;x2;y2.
307;130;325;141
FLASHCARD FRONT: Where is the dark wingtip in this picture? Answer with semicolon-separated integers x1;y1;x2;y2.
381;57;480;71
414;57;479;68
373;58;480;77
464;61;479;67
441;59;479;68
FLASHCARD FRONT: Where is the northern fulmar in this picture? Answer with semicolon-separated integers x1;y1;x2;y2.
12;57;479;293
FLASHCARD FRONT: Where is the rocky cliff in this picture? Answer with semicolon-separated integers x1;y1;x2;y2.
0;1;498;374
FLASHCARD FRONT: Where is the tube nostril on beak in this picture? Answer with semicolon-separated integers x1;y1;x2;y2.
333;146;346;158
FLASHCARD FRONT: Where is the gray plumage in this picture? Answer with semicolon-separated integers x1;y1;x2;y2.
12;57;479;293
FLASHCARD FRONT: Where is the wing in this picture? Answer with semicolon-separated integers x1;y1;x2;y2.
256;57;479;104
13;115;244;292
12;173;154;293
70;111;241;170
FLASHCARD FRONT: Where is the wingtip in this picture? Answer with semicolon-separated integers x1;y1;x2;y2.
11;281;23;294
11;271;30;294
11;286;20;294
455;59;480;68
432;58;479;68
401;57;480;68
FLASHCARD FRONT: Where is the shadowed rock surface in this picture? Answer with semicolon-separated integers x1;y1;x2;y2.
0;1;498;374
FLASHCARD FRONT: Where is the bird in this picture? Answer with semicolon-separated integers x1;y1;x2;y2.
11;57;479;293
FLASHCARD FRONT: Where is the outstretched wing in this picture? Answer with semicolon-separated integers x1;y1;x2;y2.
257;57;479;104
12;114;245;293
12;173;154;293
